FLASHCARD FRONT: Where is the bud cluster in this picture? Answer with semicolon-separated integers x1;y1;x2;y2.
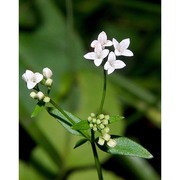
30;91;50;103
88;113;117;148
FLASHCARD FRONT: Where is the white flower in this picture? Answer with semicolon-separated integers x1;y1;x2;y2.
104;52;126;75
113;38;133;56
84;43;109;66
91;31;113;48
22;70;43;89
43;67;53;79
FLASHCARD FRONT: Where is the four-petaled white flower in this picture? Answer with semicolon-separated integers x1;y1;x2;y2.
22;70;43;89
91;31;113;48
84;43;109;66
43;67;53;79
104;52;126;75
113;38;133;56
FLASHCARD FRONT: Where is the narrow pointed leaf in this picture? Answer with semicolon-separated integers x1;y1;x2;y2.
74;138;88;149
109;115;124;124
46;107;81;136
72;120;90;130
96;135;153;159
31;102;45;118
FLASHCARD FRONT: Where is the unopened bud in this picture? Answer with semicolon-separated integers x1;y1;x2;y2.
101;127;110;134
99;124;105;129
43;96;50;103
99;114;105;120
30;92;37;99
104;115;110;120
103;133;111;141
45;78;53;87
91;113;95;117
37;91;44;100
43;67;53;78
98;137;105;146
107;139;117;147
102;119;109;125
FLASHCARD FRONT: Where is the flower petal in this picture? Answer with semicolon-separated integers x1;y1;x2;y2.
98;31;107;44
27;81;36;89
35;73;43;83
84;52;97;60
104;61;111;70
101;49;109;59
91;40;98;48
114;49;121;56
112;60;126;69
105;40;113;47
112;38;118;48
119;38;130;50
108;52;116;62
122;49;134;57
94;59;103;66
107;66;115;75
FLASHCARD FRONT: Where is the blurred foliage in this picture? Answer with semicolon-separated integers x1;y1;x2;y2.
19;0;161;179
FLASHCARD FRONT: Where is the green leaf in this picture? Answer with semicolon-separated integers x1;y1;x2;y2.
96;136;153;159
74;138;88;149
31;101;45;118
46;107;81;136
72;120;90;130
109;115;124;124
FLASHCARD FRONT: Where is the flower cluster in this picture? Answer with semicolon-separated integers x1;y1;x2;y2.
84;31;133;74
22;67;53;103
88;113;117;147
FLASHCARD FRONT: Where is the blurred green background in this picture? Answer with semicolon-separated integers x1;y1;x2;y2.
19;0;161;179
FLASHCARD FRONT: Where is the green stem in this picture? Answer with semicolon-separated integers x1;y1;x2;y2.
91;130;104;180
50;99;74;125
98;69;107;114
50;99;90;140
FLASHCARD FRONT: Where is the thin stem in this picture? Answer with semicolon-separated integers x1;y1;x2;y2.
91;130;104;180
50;99;90;140
50;99;74;125
98;69;107;115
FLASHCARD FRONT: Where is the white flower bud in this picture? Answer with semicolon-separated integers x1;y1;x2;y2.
98;137;105;146
99;114;105;119
102;119;109;125
37;91;45;100
93;127;97;131
104;115;110;120
101;127;110;134
45;78;53;87
89;123;93;128
92;118;97;123
30;92;37;99
96;119;101;124
43;96;50;103
107;139;117;148
43;67;53;79
91;113;95;117
88;116;92;122
99;124;105;129
103;133;111;141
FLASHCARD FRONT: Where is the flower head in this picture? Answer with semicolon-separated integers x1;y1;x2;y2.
104;52;126;75
91;31;113;48
113;38;133;56
84;43;109;66
43;67;53;79
22;70;43;89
